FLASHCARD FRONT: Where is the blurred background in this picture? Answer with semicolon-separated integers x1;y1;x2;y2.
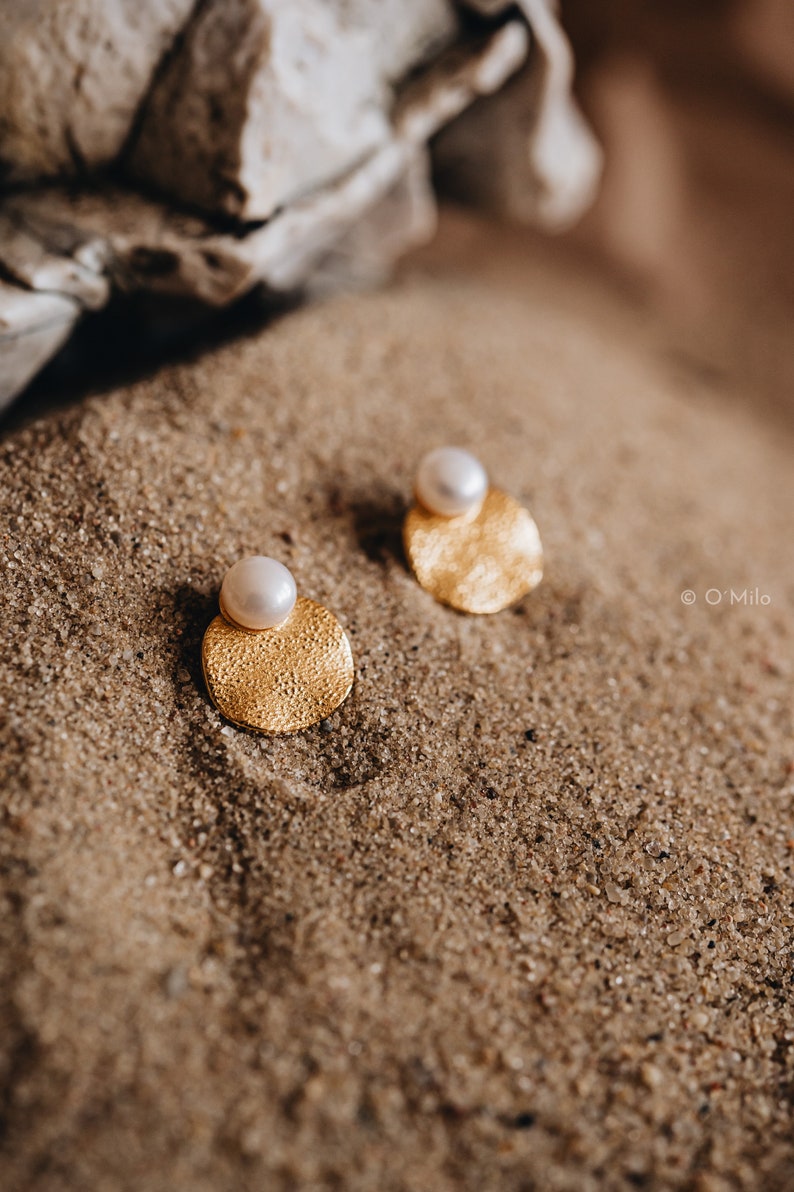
566;0;794;426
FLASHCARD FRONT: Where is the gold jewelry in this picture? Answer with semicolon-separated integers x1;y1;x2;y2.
403;447;543;614
202;556;354;734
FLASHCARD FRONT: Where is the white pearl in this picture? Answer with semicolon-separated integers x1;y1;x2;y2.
415;447;488;518
220;556;297;630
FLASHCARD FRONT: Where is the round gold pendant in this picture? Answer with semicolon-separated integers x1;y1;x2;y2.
403;488;543;614
202;596;354;734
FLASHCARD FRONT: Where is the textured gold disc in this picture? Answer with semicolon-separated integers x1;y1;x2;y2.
403;488;543;614
202;597;354;734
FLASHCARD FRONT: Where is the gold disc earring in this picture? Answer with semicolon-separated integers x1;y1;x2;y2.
202;556;354;734
403;447;543;614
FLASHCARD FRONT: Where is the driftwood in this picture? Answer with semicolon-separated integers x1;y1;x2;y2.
0;1;601;410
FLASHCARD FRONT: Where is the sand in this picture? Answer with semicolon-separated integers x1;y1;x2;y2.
1;214;793;1191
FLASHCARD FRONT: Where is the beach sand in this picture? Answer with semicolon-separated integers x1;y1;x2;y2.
1;214;792;1190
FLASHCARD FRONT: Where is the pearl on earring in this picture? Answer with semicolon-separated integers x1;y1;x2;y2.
404;446;543;614
220;556;297;630
203;555;354;734
415;446;488;518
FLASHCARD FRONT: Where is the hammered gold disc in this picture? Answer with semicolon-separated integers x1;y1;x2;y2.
403;488;543;614
202;597;354;734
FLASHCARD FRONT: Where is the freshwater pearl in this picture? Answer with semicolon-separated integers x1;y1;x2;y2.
415;447;488;518
220;556;297;630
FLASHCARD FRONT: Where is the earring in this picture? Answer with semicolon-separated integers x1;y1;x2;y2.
403;447;543;614
202;556;354;734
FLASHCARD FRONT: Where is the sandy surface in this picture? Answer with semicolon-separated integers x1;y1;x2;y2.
1;215;793;1191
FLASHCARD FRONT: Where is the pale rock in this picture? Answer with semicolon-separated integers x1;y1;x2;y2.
0;282;79;410
328;0;458;85
304;150;437;292
0;21;529;329
436;0;603;229
0;0;194;180
0;211;109;309
0;3;600;409
128;0;458;221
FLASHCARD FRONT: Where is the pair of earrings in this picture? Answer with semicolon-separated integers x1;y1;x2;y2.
202;447;543;734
